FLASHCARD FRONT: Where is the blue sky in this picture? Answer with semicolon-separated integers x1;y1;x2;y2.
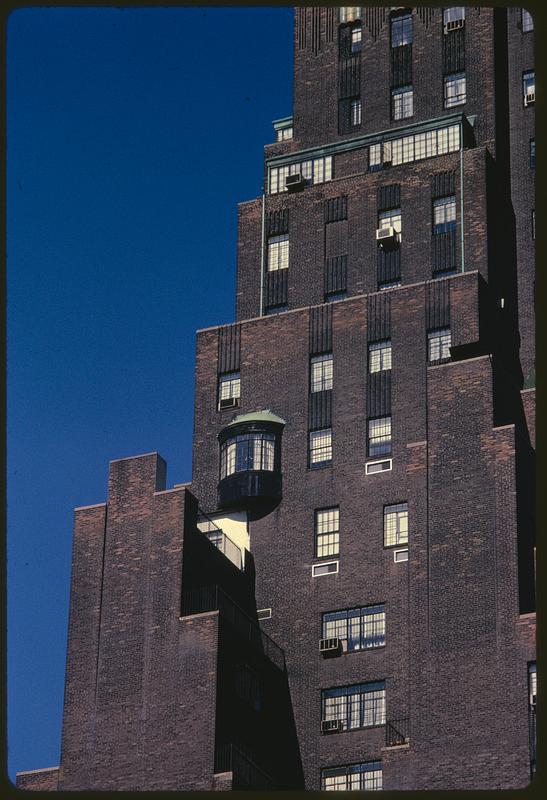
7;6;293;781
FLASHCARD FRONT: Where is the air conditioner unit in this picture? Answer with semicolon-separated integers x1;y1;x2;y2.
376;226;397;245
285;172;305;192
319;637;341;654
524;91;535;107
444;18;464;33
321;718;345;733
219;397;240;410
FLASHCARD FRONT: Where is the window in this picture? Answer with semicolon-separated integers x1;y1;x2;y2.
220;432;275;478
369;340;392;373
443;7;465;26
315;507;340;558
530;139;535;170
522;9;533;33
384;503;408;547
428;328;452;363
444;73;466;108
378;208;402;239
322;761;383;791
276;126;293;142
529;662;537;705
532;210;535;241
369;124;461;171
322;682;386;730
311;353;333;392
391;12;412;47
433;196;456;233
309;428;332;467
368;416;392;457
218;371;241;409
269;156;333;194
351;26;362;52
350;98;362;126
394;547;408;562
392;86;413;120
340;7;361;23
323;604;385;650
313;560;339;577
267;234;289;271
523;71;535;105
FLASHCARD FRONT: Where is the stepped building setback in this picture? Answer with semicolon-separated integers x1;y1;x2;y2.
16;6;535;791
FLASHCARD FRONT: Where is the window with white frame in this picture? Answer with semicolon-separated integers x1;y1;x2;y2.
368;416;392;457
391;11;412;47
309;428;332;467
378;208;402;240
443;7;466;26
351;26;362;52
267;234;289;271
523;71;535;105
322;604;385;650
392;86;414;120
444;73;466;108
276;126;293;142
322;761;383;791
351;98;362;126
433;196;456;233
384;503;408;547
218;371;241;409
311;353;333;392
428;328;452;363
529;662;537;705
269;156;333;194
522;9;533;32
369;340;392;373
315;507;340;558
322;682;386;730
340;7;361;23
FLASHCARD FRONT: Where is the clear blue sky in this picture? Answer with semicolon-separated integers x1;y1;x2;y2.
7;6;293;781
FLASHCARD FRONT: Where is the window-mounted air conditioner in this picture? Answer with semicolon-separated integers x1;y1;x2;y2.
321;718;345;733
376;226;397;245
524;91;535;107
319;637;342;655
444;18;464;34
285;172;305;192
219;397;240;410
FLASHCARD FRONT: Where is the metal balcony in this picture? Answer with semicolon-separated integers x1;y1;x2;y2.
385;717;410;747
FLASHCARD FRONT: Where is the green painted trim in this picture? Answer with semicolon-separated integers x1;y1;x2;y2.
225;410;287;427
272;116;293;130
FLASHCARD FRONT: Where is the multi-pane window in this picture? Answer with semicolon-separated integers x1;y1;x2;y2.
523;71;535;105
309;428;332;467
269;156;333;194
391;12;412;47
428;328;452;363
530;139;535;170
276;126;293;142
218;371;241;409
322;682;386;730
392;86;414;120
351;98;362;126
443;7;465;26
368;416;392;457
220;432;275;479
444;73;466;108
322;605;386;650
340;7;361;23
529;662;537;705
311;353;334;392
522;9;533;33
267;234;289;271
433;196;456;233
315;507;340;558
369;340;392;373
378;208;402;239
384;503;408;547
351;26;362;52
369;124;461;170
322;761;383;792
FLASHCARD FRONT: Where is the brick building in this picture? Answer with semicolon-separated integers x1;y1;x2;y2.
16;6;535;791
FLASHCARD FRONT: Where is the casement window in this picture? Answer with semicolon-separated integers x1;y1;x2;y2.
443;7;465;28
309;428;333;467
384;503;408;547
220;432;275;478
351;26;362;52
322;604;386;651
433;196;456;233
522;9;533;33
322;761;383;792
378;208;402;239
267;234;289;271
350;98;362;126
523;71;535;106
444;73;466;108
529;662;537;706
368;416;392;457
322;682;386;730
428;328;452;363
392;86;414;120
269;156;333;195
369;340;392;373
315;507;340;558
530;139;535;170
218;371;241;410
340;7;361;23
391;12;412;47
311;353;333;392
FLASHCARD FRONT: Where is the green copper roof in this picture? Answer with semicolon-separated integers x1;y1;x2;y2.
225;410;286;427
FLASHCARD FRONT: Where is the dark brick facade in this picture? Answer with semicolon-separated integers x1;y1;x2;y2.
17;6;534;792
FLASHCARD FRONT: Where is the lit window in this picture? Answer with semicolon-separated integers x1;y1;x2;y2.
269;156;333;194
220;432;275;479
368;416;392;457
267;234;289;271
350;98;362;126
322;682;386;730
369;340;392;373
384;503;408;548
309;428;332;467
322;761;383;791
443;7;465;27
315;507;340;558
218;372;241;409
433;196;456;233
340;7;361;23
276;126;293;142
391;12;412;47
311;353;333;392
322;604;386;651
529;662;537;706
522;9;533;33
444;73;466;107
378;208;402;238
428;328;451;363
523;71;535;105
392;86;414;120
530;139;535;170
369;143;382;170
351;26;362;52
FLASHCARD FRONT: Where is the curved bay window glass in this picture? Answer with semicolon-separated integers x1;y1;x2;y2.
220;432;275;479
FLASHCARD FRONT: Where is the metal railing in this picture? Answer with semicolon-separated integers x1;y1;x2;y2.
215;743;275;791
385;717;410;747
182;584;286;671
197;509;244;570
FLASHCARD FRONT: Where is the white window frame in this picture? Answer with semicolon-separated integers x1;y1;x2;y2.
218;371;241;408
444;73;467;108
309;428;333;467
312;560;339;577
267;234;289;271
315;507;340;558
368;416;392;457
428;328;452;363
384;503;408;548
433;196;457;233
368;340;392;373
392;86;414;120
311;353;333;392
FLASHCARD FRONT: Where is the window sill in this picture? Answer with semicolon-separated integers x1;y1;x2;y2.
308;462;333;471
384;544;409;550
